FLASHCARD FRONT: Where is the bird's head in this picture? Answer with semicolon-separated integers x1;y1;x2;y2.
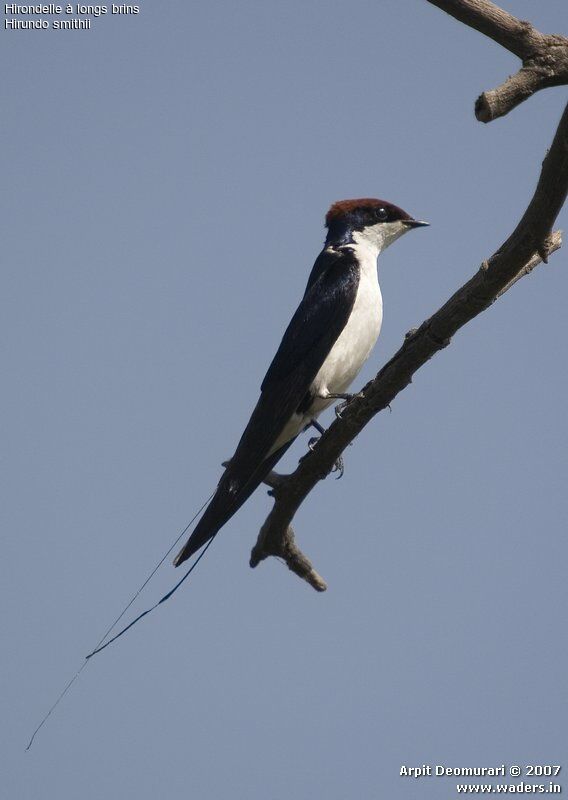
325;198;428;251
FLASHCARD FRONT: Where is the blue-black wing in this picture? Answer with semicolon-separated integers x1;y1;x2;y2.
260;247;356;392
303;245;344;295
174;246;359;565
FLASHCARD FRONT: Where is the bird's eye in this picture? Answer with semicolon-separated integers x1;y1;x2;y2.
376;207;388;221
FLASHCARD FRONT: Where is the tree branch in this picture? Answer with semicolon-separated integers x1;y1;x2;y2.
426;0;568;121
250;97;568;590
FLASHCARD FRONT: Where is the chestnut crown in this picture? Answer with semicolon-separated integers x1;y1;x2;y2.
326;198;414;229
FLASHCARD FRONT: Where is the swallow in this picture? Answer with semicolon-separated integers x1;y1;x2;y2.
174;198;428;566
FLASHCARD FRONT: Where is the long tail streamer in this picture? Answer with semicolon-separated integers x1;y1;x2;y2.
26;491;215;751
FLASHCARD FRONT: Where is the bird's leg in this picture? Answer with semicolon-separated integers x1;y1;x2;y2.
303;419;345;479
307;418;326;450
327;393;354;419
314;391;354;419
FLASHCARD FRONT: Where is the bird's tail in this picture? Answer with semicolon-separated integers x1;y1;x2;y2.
173;440;295;567
172;486;235;566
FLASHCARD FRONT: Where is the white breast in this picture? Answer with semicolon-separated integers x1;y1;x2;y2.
310;244;382;412
268;242;383;455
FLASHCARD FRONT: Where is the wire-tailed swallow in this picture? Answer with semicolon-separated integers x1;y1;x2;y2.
174;198;428;565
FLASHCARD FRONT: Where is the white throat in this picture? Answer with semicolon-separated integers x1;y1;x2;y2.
352;220;411;256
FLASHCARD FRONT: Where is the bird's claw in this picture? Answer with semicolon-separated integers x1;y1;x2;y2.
331;455;345;479
299;437;319;463
334;400;350;419
302;436;345;478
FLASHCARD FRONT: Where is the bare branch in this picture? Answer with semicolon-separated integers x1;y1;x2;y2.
251;101;568;590
426;0;568;121
426;0;547;58
496;231;562;298
250;517;327;592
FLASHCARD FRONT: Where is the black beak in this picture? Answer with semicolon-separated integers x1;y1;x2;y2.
404;219;430;228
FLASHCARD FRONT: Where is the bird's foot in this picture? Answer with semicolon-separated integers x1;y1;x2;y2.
316;392;353;415
307;436;319;452
331;454;345;479
326;393;353;402
334;394;354;419
299;438;318;462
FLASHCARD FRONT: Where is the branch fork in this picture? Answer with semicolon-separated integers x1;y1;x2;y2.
428;0;568;121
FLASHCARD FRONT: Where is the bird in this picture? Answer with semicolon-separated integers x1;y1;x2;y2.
173;198;428;566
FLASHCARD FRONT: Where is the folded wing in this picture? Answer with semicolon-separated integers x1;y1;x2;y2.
173;247;360;565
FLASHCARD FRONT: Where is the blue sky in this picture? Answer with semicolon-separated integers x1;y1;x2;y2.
3;2;567;798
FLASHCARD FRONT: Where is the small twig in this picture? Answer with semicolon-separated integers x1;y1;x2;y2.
262;469;290;493
426;0;568;121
